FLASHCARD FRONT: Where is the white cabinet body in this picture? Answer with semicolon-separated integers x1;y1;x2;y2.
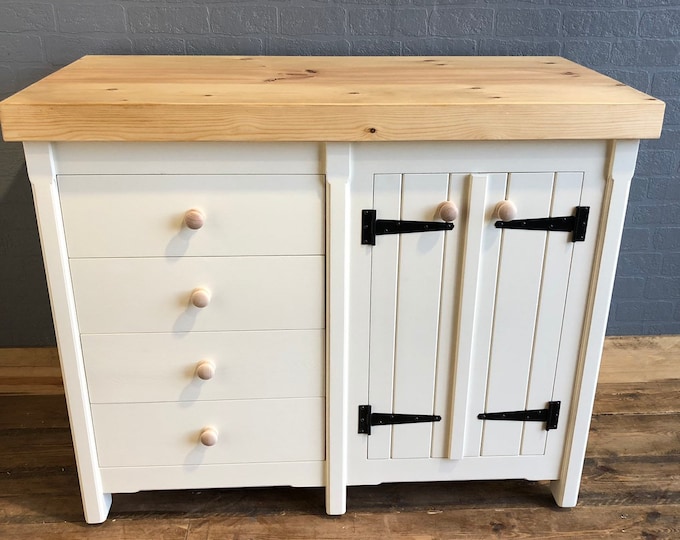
23;139;639;522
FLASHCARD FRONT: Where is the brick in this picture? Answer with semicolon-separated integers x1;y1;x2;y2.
58;4;125;33
0;34;43;63
0;66;14;94
15;65;54;91
644;128;680;151
648;178;680;201
0;3;54;32
616;300;674;322
280;7;346;36
186;37;263;56
210;6;277;36
349;8;427;37
640;9;680;37
563;40;612;66
662;98;680;125
612;276;646;298
479;39;560;56
620;227;652;250
552;0;623;5
661;252;680;276
127;6;209;35
496;9;560;37
636;150;678;177
617;252;662;276
644;321;680;334
267;38;351;56
630;204;678;225
612;40;680;66
628;177;649;202
133;37;186;55
430;8;493;37
653;227;680;250
645;276;680;299
44;35;132;66
563;10;638;37
402;38;476;56
652;71;680;95
605;321;644;336
627;0;680;6
351;39;402;55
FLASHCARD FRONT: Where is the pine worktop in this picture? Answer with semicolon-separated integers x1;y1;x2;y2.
0;55;665;142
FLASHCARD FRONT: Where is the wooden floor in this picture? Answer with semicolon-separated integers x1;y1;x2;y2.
0;336;678;539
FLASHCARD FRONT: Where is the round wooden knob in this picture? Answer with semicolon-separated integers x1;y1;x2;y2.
199;427;218;447
495;200;518;221
184;209;205;230
196;360;215;381
190;287;211;308
438;201;458;222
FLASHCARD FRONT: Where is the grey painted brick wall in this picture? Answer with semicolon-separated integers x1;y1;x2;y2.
0;0;678;345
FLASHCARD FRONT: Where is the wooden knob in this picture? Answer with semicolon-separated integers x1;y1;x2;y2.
190;287;211;308
438;201;458;222
199;427;218;447
184;209;205;230
196;360;215;381
495;200;518;221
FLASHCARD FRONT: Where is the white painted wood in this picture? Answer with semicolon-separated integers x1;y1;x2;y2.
367;173;401;460
58;174;325;258
447;173;490;460
551;140;640;507
323;142;352;516
22;142;112;524
81;330;324;403
101;461;325;493
431;173;467;459
481;172;554;457
461;173;507;459
69;256;325;334
521;172;583;456
53;142;323;176
390;173;449;459
91;398;325;467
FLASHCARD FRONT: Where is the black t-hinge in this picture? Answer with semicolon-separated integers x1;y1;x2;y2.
361;209;454;245
358;405;442;435
477;401;561;431
495;206;590;242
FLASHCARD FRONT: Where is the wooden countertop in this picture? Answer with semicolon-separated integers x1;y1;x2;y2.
0;55;665;142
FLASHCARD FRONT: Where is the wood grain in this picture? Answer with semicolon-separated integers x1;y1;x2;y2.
0;56;664;142
0;335;677;538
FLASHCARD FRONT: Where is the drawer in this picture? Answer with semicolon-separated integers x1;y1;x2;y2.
70;256;324;334
58;174;325;258
81;330;324;403
91;398;325;467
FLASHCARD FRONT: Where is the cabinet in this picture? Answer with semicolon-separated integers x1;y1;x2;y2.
0;56;664;523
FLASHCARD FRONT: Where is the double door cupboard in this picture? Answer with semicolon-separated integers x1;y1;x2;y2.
0;56;664;523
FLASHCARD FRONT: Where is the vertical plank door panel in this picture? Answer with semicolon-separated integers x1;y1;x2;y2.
481;172;554;457
391;174;449;459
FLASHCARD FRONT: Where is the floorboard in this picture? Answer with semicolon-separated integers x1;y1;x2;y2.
0;336;678;538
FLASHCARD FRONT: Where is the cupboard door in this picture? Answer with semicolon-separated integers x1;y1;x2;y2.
457;171;584;459
367;173;464;460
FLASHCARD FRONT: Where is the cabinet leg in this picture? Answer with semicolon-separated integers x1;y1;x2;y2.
550;478;578;508
82;492;112;524
325;484;347;516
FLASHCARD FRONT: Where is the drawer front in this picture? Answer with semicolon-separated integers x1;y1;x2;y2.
82;330;324;403
70;256;324;334
91;398;325;467
58;174;325;258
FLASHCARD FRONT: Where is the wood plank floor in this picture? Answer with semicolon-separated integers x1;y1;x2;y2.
0;336;677;539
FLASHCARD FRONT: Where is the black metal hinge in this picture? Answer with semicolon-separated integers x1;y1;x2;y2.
361;209;454;246
358;405;442;435
495;206;590;242
477;401;561;431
